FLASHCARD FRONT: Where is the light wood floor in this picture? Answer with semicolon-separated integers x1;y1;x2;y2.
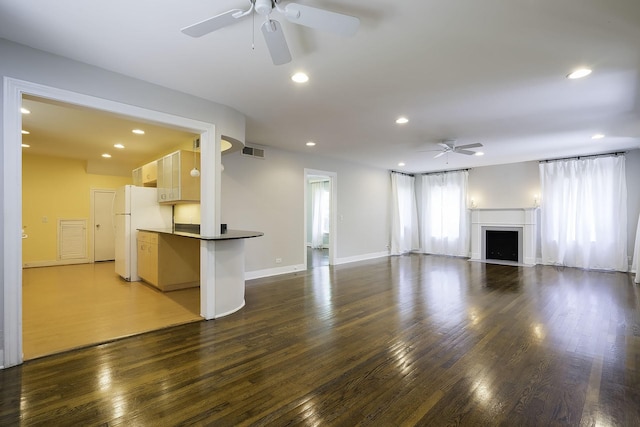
22;262;201;360
5;255;640;425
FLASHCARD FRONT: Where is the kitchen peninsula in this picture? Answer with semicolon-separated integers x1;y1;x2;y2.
138;226;263;318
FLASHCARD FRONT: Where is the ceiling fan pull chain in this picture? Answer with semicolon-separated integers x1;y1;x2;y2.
252;6;256;50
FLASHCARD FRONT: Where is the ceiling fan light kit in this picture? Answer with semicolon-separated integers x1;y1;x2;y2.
181;0;360;65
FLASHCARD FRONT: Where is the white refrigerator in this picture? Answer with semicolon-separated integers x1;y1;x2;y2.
114;185;172;281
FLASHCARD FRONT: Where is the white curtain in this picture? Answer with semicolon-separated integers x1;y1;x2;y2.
390;172;419;255
310;181;329;249
539;155;627;271
632;213;640;283
419;171;469;257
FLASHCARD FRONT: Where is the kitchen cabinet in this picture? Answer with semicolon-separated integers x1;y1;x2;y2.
141;161;157;187
137;231;158;285
157;150;200;203
137;231;200;291
132;167;143;186
132;161;157;187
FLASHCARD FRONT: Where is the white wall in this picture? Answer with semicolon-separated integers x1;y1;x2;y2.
625;149;640;258
0;38;246;367
220;147;391;275
468;161;540;209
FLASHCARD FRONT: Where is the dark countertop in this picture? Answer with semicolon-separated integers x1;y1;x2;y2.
137;228;263;241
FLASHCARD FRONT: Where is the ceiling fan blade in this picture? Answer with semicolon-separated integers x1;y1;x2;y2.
434;152;446;159
438;142;453;150
455;143;483;150
283;3;360;37
261;20;292;65
456;149;477;155
181;9;245;37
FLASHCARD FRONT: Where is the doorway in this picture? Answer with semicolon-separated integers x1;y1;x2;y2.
304;169;337;270
4;78;218;367
19;106;200;360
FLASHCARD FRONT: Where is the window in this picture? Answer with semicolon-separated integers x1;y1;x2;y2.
539;155;627;271
419;171;469;257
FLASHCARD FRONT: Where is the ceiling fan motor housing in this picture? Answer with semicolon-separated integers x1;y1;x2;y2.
255;0;273;16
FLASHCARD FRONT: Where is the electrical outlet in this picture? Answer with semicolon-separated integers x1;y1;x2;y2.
275;258;282;264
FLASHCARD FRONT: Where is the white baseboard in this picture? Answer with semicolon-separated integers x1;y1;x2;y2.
23;259;91;268
246;263;307;280
246;252;389;280
333;251;389;266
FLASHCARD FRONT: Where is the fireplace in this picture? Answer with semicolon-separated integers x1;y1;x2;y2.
484;228;521;263
470;208;538;266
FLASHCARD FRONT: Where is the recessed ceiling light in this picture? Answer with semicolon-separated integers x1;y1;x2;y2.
306;141;316;147
398;162;406;167
21;107;30;114
114;143;125;149
395;117;409;124
101;153;112;158
474;151;485;156
291;72;309;83
21;130;30;135
132;129;145;135
567;68;592;79
21;143;30;148
591;133;605;139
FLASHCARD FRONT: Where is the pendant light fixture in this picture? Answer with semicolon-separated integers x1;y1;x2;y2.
190;138;200;177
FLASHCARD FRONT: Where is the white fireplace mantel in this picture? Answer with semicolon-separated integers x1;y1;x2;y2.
470;208;538;266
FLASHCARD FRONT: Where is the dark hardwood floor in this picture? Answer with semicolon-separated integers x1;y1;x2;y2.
307;247;329;269
1;254;639;426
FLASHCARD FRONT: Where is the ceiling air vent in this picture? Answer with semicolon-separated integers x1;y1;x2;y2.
241;146;265;159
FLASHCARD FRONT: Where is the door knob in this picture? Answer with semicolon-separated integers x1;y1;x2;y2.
96;224;101;229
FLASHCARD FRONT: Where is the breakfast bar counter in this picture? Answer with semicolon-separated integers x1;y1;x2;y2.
137;227;263;318
138;228;263;241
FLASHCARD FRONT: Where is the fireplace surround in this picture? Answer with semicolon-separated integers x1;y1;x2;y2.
470;208;538;266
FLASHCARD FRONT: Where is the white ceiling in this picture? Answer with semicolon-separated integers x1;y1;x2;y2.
2;0;640;173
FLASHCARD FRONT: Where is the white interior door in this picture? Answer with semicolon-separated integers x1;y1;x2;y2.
93;189;116;262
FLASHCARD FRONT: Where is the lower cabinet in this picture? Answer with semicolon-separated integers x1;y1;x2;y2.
137;231;200;291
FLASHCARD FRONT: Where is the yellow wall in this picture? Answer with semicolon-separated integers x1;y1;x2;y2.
22;153;132;265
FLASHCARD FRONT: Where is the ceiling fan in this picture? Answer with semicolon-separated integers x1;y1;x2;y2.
181;0;360;65
421;140;484;158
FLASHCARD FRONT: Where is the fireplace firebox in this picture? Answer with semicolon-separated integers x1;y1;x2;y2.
486;230;519;262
